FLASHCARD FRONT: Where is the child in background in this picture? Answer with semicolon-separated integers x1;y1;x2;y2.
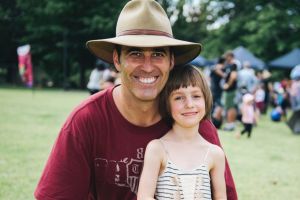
236;93;256;138
254;83;266;115
137;65;226;200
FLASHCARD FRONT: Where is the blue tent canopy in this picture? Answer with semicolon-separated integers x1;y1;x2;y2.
269;48;300;69
189;56;214;67
233;46;265;70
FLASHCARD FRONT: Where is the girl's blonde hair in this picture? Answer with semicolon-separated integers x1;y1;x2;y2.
159;64;213;126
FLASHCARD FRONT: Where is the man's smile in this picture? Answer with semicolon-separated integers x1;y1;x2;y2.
133;76;159;84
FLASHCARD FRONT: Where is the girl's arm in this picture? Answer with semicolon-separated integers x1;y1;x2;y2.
210;146;227;200
137;140;165;200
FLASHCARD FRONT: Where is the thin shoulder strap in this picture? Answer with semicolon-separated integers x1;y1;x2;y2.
203;146;210;163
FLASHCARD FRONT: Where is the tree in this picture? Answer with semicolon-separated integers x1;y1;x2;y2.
0;0;24;84
1;0;299;87
15;0;125;88
202;0;300;61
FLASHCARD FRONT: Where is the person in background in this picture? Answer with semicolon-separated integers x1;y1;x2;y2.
222;51;238;131
34;0;237;199
212;105;224;129
87;59;110;95
254;83;266;115
138;65;226;200
101;75;116;90
290;78;300;111
237;61;258;94
236;93;256;138
210;57;226;111
256;70;272;114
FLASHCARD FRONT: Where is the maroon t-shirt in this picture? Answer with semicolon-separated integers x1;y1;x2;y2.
34;86;237;200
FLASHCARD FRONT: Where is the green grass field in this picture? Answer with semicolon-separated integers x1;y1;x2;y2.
0;88;300;199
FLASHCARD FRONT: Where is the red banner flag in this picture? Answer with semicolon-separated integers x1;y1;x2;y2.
17;44;33;87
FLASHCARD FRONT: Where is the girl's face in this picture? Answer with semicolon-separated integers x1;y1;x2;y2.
169;85;206;128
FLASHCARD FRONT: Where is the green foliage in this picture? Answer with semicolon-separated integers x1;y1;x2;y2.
2;0;125;88
201;0;300;61
1;0;299;87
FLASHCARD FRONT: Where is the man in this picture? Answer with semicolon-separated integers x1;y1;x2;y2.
237;61;258;94
34;0;237;199
223;51;238;131
210;57;226;110
86;59;110;95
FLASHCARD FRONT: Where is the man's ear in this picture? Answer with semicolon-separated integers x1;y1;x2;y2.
113;49;121;72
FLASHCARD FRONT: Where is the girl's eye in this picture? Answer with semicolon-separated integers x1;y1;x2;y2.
193;95;202;99
174;96;183;101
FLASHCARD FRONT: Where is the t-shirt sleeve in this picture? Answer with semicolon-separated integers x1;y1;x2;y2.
199;119;238;200
34;110;92;200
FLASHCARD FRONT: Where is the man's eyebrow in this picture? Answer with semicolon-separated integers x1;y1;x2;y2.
124;47;168;54
153;48;167;53
125;47;142;53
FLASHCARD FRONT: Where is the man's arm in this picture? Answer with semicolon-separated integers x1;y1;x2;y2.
199;119;238;200
223;71;237;90
214;64;225;78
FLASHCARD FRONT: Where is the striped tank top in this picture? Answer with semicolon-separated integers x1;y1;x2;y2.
155;141;211;200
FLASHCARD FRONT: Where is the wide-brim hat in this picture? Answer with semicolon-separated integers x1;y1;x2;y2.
86;0;202;66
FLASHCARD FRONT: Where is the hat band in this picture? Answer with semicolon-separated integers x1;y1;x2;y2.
117;29;173;38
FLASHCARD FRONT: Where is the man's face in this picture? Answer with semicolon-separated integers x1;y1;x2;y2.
113;46;174;102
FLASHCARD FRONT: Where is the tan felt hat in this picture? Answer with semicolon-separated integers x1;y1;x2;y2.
86;0;202;66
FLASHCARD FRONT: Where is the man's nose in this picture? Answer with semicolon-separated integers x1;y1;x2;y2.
141;54;154;72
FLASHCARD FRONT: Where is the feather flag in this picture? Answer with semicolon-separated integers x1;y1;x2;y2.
17;44;33;87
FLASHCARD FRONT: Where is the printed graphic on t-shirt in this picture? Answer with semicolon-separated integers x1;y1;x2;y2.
94;148;144;194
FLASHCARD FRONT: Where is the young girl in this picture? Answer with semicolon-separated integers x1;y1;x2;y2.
236;93;256;138
137;65;227;200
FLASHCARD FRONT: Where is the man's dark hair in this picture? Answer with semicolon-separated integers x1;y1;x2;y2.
217;57;226;64
114;45;122;63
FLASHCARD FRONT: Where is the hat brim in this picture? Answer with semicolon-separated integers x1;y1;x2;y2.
86;35;201;66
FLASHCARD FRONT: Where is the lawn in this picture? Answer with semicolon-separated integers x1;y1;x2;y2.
0;88;299;199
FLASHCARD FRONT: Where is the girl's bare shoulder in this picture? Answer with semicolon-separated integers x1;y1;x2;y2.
145;139;165;156
207;142;225;160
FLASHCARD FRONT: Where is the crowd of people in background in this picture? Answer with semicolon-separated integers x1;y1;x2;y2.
87;59;120;95
87;51;300;137
208;50;300;137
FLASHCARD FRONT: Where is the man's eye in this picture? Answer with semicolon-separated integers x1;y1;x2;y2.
152;52;164;57
129;51;142;57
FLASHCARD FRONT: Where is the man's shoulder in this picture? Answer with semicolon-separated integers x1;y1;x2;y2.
199;119;215;130
65;88;114;126
76;89;111;111
199;119;221;146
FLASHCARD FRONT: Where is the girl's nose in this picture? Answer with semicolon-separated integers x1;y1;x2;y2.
185;97;194;108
